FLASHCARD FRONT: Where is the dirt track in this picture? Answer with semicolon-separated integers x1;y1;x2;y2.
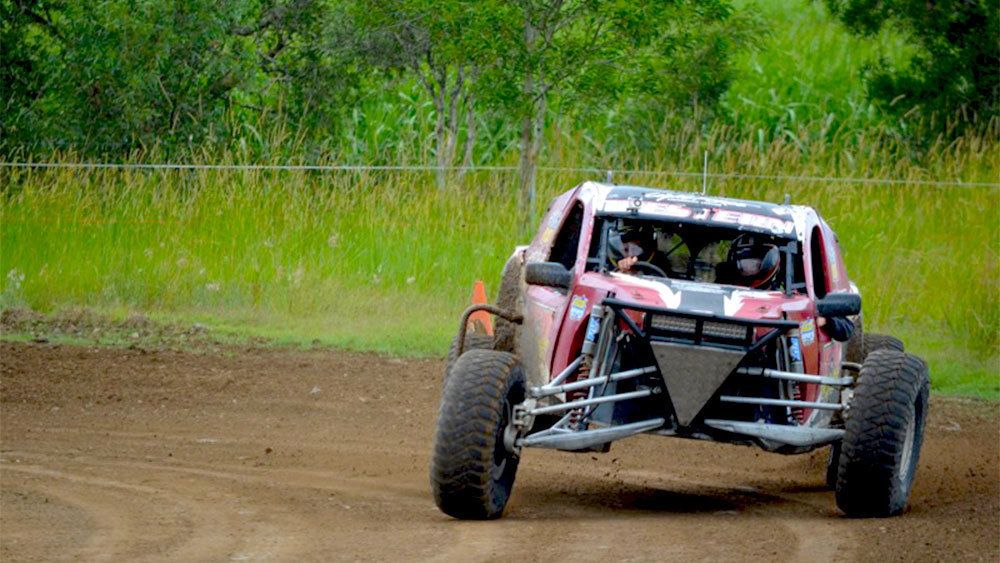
1;341;997;562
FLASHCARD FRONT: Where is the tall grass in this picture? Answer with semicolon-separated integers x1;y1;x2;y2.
723;0;915;137
1;124;997;393
1;0;997;395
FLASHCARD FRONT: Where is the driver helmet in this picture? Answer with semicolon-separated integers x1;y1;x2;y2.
729;233;780;289
620;225;656;260
608;224;656;269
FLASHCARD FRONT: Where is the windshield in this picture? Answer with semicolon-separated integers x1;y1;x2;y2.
588;216;804;293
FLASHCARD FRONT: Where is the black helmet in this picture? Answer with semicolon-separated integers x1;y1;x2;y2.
729;233;780;289
620;225;655;256
608;224;655;267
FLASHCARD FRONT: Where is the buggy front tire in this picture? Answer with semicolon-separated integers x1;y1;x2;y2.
443;332;494;384
835;350;929;517
431;350;525;519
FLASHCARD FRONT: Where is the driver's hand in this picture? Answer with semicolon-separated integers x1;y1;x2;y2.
618;255;638;272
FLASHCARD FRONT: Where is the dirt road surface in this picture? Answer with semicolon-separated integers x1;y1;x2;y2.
1;341;997;562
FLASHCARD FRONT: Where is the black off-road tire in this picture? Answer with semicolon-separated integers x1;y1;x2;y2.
493;257;523;354
431;350;525;519
825;441;841;490
835;349;930;517
862;333;904;360
845;317;864;364
443;332;494;384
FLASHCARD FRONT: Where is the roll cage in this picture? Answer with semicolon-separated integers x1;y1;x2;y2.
586;214;807;296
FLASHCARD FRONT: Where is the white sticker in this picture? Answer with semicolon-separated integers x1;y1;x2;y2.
568;294;588;321
800;318;816;345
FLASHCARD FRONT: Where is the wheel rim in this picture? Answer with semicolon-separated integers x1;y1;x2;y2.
490;397;515;482
898;407;917;484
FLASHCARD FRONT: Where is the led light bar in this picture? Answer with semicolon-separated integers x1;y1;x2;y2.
702;321;748;340
650;315;747;341
650;315;697;333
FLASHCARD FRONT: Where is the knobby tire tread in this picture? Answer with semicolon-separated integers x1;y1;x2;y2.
443;332;494;384
836;349;929;517
431;349;524;519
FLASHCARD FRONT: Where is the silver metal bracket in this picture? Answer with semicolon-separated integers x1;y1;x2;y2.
703;419;845;447
519;418;665;451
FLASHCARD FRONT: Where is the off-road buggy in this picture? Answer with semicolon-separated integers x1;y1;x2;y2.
431;182;929;519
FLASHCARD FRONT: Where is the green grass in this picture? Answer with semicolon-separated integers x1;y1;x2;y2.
1;145;997;398
724;0;915;136
1;0;997;398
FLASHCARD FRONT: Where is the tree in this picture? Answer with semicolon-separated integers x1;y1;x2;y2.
1;0;258;150
0;0;361;154
486;0;755;228
234;0;363;136
351;0;509;188
824;0;999;131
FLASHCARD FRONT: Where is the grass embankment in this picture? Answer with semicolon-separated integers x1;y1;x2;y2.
2;141;997;398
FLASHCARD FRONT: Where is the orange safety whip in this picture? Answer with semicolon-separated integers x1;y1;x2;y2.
467;280;494;335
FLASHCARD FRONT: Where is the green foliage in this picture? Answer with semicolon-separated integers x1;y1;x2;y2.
824;0;999;130
1;0;258;150
0;0;363;152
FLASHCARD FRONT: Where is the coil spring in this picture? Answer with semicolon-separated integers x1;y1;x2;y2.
568;360;591;429
790;382;805;423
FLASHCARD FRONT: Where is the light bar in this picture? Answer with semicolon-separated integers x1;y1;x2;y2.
650;315;747;341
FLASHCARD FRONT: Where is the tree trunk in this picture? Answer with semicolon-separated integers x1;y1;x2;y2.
433;89;448;190
518;98;545;233
518;16;541;233
458;87;476;181
428;67;469;190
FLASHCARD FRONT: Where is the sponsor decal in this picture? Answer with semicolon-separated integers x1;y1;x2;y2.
789;337;802;361
585;314;601;342
800;318;816;345
568;294;588;321
643;192;753;209
645;202;691;218
602;194;795;235
711;209;795;235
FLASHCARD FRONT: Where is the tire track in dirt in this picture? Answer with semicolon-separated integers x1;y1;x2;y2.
1;458;313;562
1;341;997;561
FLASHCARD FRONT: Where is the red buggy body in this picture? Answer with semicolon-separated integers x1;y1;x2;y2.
432;182;930;520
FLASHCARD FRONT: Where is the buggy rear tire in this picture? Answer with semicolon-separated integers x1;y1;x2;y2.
493;257;523;354
825;441;841;490
862;333;904;360
835;350;929;517
845;318;864;363
431;350;525;519
443;332;494;384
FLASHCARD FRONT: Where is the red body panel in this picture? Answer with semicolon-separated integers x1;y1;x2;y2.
519;183;854;406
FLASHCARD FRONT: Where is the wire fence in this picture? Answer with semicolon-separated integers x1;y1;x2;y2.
1;161;997;188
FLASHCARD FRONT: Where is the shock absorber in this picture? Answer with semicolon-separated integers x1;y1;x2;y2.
567;360;591;428
787;329;805;423
568;305;605;429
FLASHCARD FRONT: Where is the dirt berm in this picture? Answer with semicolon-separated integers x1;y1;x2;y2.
1;341;997;561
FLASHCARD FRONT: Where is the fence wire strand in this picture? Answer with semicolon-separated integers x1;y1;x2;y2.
1;161;996;188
